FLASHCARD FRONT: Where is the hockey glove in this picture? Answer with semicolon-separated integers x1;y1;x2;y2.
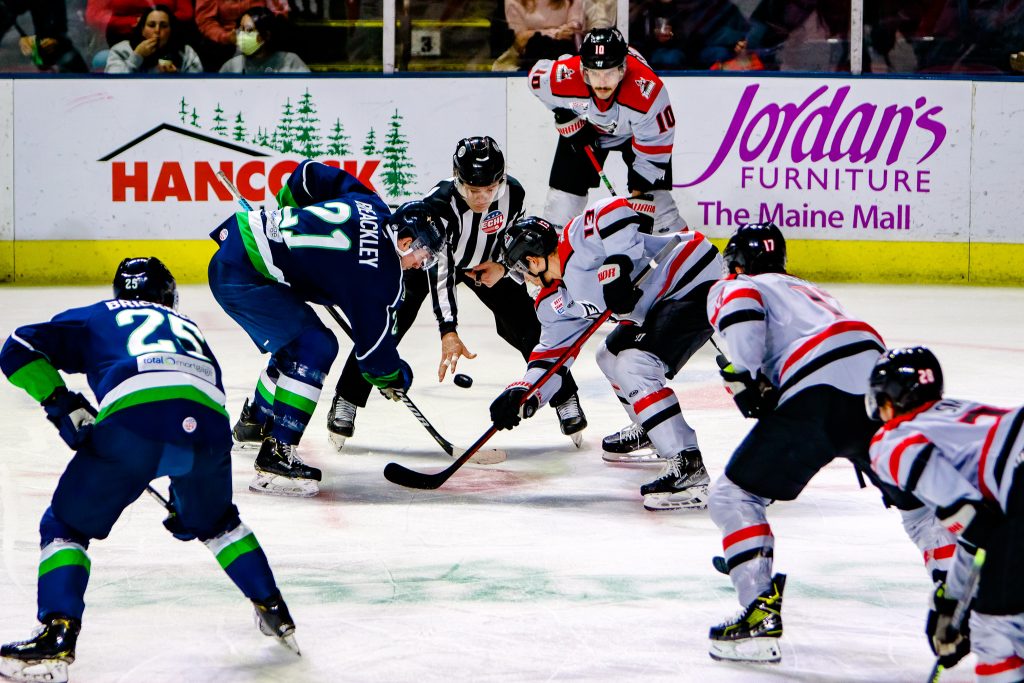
936;497;1003;550
553;107;598;153
926;580;972;669
161;506;197;542
489;384;539;430
367;360;414;402
42;387;96;449
599;255;643;315
626;193;657;234
716;355;778;418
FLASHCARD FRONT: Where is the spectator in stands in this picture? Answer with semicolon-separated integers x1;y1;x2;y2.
220;6;307;72
86;0;191;50
195;0;288;71
0;0;89;71
630;0;749;70
492;0;583;71
105;5;202;72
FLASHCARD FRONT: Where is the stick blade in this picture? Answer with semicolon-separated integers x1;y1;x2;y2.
450;446;507;465
383;461;448;490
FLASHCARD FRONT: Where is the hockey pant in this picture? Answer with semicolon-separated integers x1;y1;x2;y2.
708;474;775;607
595;346;698;456
970;613;1024;682
37;418;278;620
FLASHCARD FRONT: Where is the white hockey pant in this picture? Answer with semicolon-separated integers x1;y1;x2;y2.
648;189;688;235
971;612;1024;682
899;505;958;582
595;345;697;454
544;188;588;228
709;474;774;607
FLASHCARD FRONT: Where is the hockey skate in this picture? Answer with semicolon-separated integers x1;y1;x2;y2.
709;573;786;664
554;393;587;448
232;399;270;449
640;449;710;511
253;592;300;656
601;422;660;463
250;438;321;497
326;394;357;451
0;615;80;683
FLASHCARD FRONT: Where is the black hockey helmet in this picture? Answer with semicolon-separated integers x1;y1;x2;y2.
390;200;445;269
580;27;628;70
500;216;559;274
453;136;506;188
113;256;178;310
866;347;944;420
723;222;787;275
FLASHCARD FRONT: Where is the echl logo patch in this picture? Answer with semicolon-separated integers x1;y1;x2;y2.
556;64;575;81
635;77;655;99
480;210;504;234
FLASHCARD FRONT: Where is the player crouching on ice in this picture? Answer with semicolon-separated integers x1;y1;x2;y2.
211;160;445;496
0;258;298;683
488;196;723;510
868;347;1024;680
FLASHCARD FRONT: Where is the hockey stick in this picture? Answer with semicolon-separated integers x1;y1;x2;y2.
383;234;684;490
927;547;986;683
145;484;172;510
584;145;617;196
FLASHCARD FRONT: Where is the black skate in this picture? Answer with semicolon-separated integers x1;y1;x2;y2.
326;394;357;451
0;615;80;683
553;393;587;448
253;592;301;655
250;438;322;498
232;398;270;449
709;573;786;663
601;422;660;463
640;449;710;511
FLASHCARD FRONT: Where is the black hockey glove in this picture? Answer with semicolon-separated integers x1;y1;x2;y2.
369;360;414;401
716;355;777;418
553;107;598;153
42;387;96;449
926;580;972;669
936;497;1003;551
489;384;539;430
625;193;657;234
161;507;197;542
599;255;643;315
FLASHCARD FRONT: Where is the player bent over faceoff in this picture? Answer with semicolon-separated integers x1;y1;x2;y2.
0;258;297;683
211;161;444;496
868;347;1024;680
489;196;723;510
705;224;955;664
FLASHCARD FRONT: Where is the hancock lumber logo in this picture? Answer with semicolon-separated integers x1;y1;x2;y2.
100;91;418;203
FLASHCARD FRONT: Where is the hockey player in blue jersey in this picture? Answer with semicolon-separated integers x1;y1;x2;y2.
210;160;445;497
0;258;297;683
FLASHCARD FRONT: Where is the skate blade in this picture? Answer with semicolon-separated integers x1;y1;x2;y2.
279;633;301;656
0;657;69;683
708;636;781;663
568;432;584;448
232;440;262;451
249;473;319;498
643;485;709;511
450;447;508;465
602;449;662;464
327;432;348;452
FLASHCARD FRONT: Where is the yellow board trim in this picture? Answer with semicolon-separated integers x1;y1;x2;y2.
0;239;1022;285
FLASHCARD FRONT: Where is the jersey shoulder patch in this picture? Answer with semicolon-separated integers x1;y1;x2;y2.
616;56;664;113
546;56;589;98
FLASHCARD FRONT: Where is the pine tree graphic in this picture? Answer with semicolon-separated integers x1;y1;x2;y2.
233;112;247;142
211;103;228;137
327;118;350;156
190;107;200;127
362;128;378;155
276;98;295;153
380;110;416;198
178;97;189;125
294;89;322;158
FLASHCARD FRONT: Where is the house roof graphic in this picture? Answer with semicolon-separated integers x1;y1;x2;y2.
100;123;269;162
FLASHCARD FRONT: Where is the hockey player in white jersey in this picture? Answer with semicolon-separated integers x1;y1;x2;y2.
868;347;1024;680
488;196;723;510
705;223;955;664
528;27;685;235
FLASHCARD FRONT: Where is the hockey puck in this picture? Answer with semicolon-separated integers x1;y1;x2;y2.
453;373;473;389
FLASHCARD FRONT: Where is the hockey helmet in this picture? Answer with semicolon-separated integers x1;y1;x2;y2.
500;216;559;275
390;201;445;269
723;222;787;275
580;27;628;70
112;256;178;310
865;347;944;420
453;136;506;188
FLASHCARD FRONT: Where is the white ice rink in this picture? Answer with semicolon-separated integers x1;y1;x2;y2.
1;282;1022;683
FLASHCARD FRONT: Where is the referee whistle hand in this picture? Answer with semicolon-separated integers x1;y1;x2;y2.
467;261;505;288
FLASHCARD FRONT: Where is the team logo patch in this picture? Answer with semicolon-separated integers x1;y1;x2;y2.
480;210;504;234
218;228;228;242
635;77;655;99
556;64;575;81
182;416;197;433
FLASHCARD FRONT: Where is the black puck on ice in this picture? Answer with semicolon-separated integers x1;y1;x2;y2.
453;373;473;389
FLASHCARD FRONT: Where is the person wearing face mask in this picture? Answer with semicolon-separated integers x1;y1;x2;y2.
220;6;307;73
105;5;202;73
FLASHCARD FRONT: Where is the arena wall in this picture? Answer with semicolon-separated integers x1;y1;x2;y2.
0;75;1021;285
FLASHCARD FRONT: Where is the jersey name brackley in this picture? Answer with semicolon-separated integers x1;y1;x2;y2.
355;201;380;268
